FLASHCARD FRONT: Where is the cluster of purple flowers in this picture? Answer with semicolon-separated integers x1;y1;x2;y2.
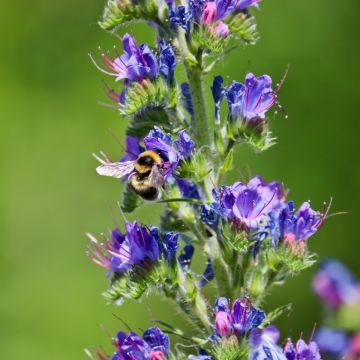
212;72;280;127
93;327;170;360
90;34;177;103
207;175;325;255
213;297;266;338
169;0;260;38
312;259;360;359
87;220;179;276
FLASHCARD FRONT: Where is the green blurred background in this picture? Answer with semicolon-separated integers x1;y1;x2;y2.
1;0;360;358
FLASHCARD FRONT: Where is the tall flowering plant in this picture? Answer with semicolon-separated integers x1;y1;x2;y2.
85;1;332;359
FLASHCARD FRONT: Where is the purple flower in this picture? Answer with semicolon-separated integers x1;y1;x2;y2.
87;221;164;276
216;176;282;229
267;200;325;251
231;298;266;335
250;326;287;360
159;40;177;85
314;328;349;357
110;327;170;360
120;135;145;162
91;34;159;83
312;259;359;309
225;73;278;124
174;130;195;159
210;21;230;38
283;338;321;360
213;297;266;338
143;327;170;356
114;331;152;360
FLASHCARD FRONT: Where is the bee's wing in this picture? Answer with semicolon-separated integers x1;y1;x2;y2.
148;165;165;188
96;161;135;179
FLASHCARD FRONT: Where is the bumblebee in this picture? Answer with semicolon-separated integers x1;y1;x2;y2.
96;150;165;200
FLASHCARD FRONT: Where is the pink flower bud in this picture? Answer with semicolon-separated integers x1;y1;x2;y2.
215;311;232;337
212;21;230;38
203;2;217;24
151;351;166;360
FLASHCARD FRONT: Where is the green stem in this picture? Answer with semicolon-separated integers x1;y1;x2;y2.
177;29;211;147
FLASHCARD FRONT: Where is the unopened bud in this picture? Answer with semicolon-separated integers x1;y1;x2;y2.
215;311;232;337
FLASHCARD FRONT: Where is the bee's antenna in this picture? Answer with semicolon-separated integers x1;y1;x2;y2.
100;150;112;163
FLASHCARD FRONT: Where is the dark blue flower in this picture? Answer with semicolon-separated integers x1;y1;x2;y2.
115;331;152;360
198;259;215;288
314;328;349;357
313;259;359;309
163;232;180;263
225;81;245;121
174;130;195;159
169;6;193;31
189;349;212;360
177;178;203;200
143;327;170;355
159;40;177;85
181;83;194;117
178;244;195;269
201;205;219;228
212;76;225;123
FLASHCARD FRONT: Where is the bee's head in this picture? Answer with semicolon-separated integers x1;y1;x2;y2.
135;151;162;174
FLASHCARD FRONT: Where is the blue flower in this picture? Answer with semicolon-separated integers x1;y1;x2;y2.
312;259;359;309
159;40;177;85
314;328;349;357
201;204;219;228
174;130;195;159
225;81;245;121
163;232;180;263
215;297;229;312
250;326;287;360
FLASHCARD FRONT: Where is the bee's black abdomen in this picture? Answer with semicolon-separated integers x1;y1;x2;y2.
130;183;159;201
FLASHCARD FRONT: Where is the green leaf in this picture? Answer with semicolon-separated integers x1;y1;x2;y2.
259;303;293;329
219;148;234;174
127;106;172;138
121;185;143;213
